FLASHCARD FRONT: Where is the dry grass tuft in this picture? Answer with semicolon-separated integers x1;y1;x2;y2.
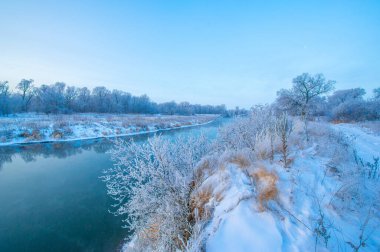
218;163;227;172
194;157;219;184
331;119;347;124
215;190;225;202
194;159;211;184
140;220;161;242
229;154;251;168
190;185;214;221
19;131;30;138
250;167;278;211
138;215;192;250
285;157;294;167
51;130;63;139
27;130;41;140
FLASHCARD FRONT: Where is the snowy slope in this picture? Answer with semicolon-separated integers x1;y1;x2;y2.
194;122;380;252
335;123;380;163
204;164;282;252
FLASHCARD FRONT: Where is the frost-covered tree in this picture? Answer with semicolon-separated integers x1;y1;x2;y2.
292;73;335;113
16;79;35;112
327;88;365;108
75;87;91;112
158;101;178;115
0;81;10;115
35;82;66;114
327;87;380;121
374;88;380;100
64;86;78;112
135;94;154;113
110;89;125;113
283;73;334;117
0;79;227;115
276;73;335;140
275;89;302;116
178;102;194;115
92;86;111;113
331;99;378;121
102;135;209;251
119;92;132;113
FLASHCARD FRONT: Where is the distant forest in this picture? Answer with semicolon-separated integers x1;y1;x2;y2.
1;75;378;121
0;79;235;116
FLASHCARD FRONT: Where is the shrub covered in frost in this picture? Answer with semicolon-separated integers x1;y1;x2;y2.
102;134;209;251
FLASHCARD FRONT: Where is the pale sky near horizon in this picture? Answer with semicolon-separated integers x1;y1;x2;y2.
0;0;379;108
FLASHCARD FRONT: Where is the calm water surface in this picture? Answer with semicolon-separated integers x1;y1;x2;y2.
0;119;227;252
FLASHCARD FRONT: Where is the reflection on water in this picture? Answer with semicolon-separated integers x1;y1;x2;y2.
0;139;111;170
0;119;227;252
0;119;224;171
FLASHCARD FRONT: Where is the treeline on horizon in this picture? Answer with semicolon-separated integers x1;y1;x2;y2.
0;80;236;116
1;74;379;121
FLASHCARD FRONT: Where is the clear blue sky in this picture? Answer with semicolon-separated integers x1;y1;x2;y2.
0;0;379;108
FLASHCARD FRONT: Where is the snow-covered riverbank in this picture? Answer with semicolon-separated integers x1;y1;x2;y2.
192;121;380;251
0;113;220;146
103;109;380;251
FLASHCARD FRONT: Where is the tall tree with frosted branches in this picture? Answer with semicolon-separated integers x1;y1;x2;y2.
0;81;10;115
276;73;335;140
17;79;35;112
374;88;380;99
292;73;335;118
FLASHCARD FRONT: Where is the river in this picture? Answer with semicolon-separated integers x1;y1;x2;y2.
0;118;227;252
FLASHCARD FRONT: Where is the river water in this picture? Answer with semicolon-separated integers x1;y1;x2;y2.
0;118;227;252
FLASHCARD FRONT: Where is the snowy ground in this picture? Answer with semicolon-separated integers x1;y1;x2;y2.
192;121;380;252
356;121;380;136
0;113;220;146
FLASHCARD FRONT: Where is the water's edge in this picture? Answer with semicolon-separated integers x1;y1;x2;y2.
0;116;221;147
